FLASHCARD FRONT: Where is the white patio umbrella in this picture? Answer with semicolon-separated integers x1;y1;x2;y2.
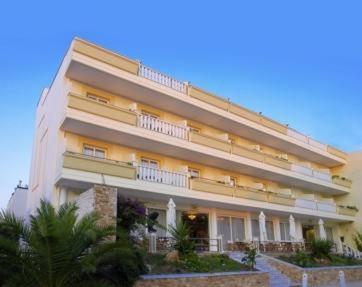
289;215;297;242
318;219;327;240
166;198;176;237
259;211;267;241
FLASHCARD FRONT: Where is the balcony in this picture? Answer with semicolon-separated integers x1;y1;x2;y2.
66;38;347;167
295;197;337;214
189;132;231;153
332;176;352;188
338;206;358;217
138;114;188;140
62;151;137;179
68;93;138;126
137;165;188;188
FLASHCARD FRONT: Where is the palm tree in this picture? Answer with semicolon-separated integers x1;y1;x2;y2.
0;200;146;287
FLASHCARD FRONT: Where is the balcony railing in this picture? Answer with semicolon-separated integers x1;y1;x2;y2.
137;165;188;187
295;197;337;213
138;114;188;140
139;64;187;94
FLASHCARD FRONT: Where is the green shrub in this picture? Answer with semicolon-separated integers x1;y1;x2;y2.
310;239;334;259
169;222;195;256
294;250;310;267
353;232;362;252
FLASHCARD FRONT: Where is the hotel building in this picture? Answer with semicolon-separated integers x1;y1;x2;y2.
26;38;361;253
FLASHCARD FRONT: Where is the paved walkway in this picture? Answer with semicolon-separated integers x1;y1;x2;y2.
229;252;293;287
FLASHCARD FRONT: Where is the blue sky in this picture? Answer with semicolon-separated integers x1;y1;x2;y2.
1;1;361;208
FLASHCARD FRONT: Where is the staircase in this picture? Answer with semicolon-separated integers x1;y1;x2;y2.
229;252;294;287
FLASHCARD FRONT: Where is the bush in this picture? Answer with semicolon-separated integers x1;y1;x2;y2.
294;250;310;267
310;239;334;259
169;222;195;256
353;232;362;252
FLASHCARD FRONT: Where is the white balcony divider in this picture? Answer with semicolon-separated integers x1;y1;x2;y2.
138;165;188;188
139;64;187;94
138;114;188;140
313;170;331;182
308;138;328;151
287;129;309;143
317;202;337;213
295;198;317;210
291;164;313;176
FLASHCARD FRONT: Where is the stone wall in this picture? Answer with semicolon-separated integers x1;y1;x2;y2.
135;271;269;287
76;185;117;227
265;255;362;286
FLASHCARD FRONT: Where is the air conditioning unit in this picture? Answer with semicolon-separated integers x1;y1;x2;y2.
252;145;261;152
278;153;289;161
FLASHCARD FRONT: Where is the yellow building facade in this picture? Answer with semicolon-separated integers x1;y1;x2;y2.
26;38;361;254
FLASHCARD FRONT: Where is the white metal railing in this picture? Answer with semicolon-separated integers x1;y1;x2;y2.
137;165;188;187
317;201;337;213
139;64;187;94
138;114;188;140
287;129;328;151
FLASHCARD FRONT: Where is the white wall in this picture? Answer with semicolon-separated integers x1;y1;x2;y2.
6;185;29;219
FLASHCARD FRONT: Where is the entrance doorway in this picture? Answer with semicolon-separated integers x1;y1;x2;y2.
182;212;209;251
302;225;315;242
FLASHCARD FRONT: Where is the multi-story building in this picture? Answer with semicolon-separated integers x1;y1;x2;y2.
26;37;361;253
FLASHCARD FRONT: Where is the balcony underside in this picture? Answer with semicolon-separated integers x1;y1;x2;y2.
56;167;353;223
61;112;349;195
66;55;344;167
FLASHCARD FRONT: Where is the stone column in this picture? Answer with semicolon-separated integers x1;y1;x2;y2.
93;185;118;228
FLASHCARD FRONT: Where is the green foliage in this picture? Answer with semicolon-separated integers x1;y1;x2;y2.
146;253;248;274
169;222;195;256
353;232;362;252
294;250;310;267
0;200;146;287
241;246;257;269
310;239;334;259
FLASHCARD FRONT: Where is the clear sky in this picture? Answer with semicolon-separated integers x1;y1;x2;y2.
1;0;361;209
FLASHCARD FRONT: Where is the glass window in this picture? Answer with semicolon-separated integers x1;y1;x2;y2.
326;227;334;241
280;222;291;241
231;217;245;242
148;208;166;237
141;158;159;169
266;221;275;241
217;216;231;244
82;145;106;158
87;93;109;104
230;177;237;186
251;219;260;240
188;168;200;178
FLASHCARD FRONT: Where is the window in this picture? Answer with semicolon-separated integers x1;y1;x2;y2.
82;145;106;159
86;93;109;104
147;208;166;237
189;125;201;133
280;222;291;241
141;157;159;169
230;177;237;186
217;216;245;250
188;168;200;178
266;221;275;241
325;227;334;241
251;219;260;240
141;110;159;119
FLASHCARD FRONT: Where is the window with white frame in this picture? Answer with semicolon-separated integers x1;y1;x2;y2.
230;177;237;186
86;93;109;104
82;145;106;159
188;168;200;178
265;220;275;241
217;216;245;249
280;222;291;241
140;157;159;169
325;227;334;241
251;219;260;240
